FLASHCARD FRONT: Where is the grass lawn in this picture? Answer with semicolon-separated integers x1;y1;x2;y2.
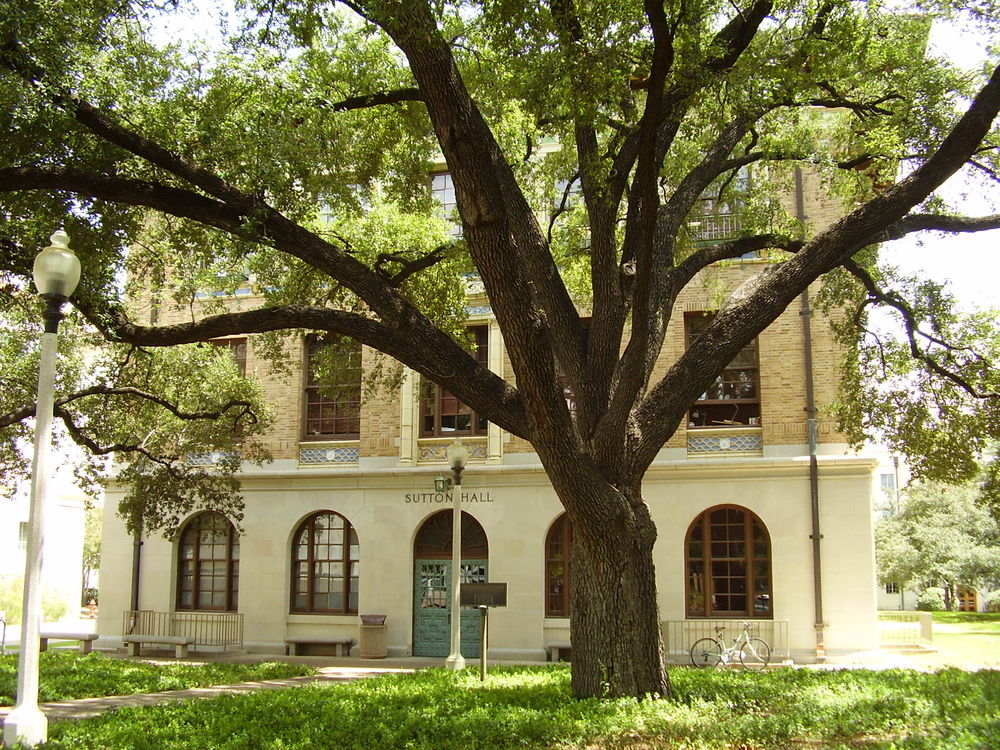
32;665;1000;750
0;652;314;704
880;612;1000;669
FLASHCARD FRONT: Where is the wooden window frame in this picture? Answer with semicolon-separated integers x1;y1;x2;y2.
290;511;360;614
421;326;489;437
685;505;772;619
302;335;362;441
176;512;239;612
212;338;247;376
685;312;761;428
545;514;572;618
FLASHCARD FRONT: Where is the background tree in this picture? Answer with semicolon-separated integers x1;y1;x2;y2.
876;481;1000;610
81;501;102;605
2;0;1000;697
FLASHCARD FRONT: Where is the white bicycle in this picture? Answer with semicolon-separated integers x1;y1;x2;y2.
689;621;771;670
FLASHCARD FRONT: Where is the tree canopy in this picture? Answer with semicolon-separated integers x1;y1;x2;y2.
3;0;1000;697
876;480;1000;608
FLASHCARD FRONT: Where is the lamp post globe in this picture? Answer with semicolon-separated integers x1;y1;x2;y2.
4;230;80;748
33;230;82;299
444;438;469;670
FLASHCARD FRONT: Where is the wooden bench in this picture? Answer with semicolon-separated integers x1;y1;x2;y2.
286;637;354;657
546;641;572;662
39;631;99;655
122;634;194;659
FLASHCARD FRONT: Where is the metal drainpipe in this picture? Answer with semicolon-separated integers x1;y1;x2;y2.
129;514;143;613
795;167;826;662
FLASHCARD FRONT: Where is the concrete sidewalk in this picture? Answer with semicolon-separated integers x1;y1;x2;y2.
0;657;427;723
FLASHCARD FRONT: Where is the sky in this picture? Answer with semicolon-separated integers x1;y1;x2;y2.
879;19;999;311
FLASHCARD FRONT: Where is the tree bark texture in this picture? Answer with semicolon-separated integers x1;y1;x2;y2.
569;486;669;699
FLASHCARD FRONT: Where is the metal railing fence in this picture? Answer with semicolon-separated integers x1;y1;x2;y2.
878;611;933;647
122;610;243;648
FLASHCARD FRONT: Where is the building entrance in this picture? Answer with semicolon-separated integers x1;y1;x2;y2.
412;510;488;658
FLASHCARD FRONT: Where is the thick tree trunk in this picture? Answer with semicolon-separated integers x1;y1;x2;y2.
568;486;671;699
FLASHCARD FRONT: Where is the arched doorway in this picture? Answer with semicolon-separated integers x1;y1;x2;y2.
412;510;488;657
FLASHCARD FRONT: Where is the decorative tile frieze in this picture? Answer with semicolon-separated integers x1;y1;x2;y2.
687;429;763;455
298;443;361;465
186;451;240;466
417;439;488;463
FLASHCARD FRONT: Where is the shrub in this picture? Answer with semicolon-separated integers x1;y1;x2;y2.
916;587;946;611
984;590;1000;613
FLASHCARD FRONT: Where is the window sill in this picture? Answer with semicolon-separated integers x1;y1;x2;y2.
287;613;359;624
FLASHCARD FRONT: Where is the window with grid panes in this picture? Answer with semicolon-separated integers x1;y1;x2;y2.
685;312;760;428
422;326;489;436
212;338;247;376
432;172;461;236
685;506;771;618
176;512;239;611
545;514;572;617
291;512;359;614
303;336;361;440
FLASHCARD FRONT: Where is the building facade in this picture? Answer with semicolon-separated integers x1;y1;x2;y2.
97;297;880;662
97;170;881;664
1;473;87;623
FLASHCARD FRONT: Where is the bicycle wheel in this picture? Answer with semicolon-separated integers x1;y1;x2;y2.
739;638;771;670
690;637;724;668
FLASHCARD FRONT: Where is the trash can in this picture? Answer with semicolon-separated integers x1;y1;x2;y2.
359;614;388;658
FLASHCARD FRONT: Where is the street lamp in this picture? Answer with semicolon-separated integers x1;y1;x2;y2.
444;438;469;670
4;230;81;748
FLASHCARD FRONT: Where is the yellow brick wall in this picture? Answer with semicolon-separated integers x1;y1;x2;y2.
133;158;850;462
142;271;847;459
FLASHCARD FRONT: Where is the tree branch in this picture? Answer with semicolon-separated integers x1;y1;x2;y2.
318;86;424;112
0;166;247;234
844;259;999;399
53;405;184;474
0;384;259;431
374;244;449;286
885;213;1000;240
671;234;803;289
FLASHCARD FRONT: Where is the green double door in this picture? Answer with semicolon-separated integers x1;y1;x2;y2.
413;559;487;657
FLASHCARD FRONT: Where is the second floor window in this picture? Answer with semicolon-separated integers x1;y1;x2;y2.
432;172;461;236
303;336;362;440
686;312;760;428
212;338;247;376
422;326;488;437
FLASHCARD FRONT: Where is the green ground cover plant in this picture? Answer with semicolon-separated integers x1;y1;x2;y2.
932;612;1000;625
0;653;314;704
36;665;1000;750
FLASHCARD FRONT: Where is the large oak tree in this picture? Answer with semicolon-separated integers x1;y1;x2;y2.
3;0;1000;697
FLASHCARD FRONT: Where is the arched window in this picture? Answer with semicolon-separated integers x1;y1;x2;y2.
545;514;572;617
686;506;772;618
177;511;239;611
291;512;359;614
